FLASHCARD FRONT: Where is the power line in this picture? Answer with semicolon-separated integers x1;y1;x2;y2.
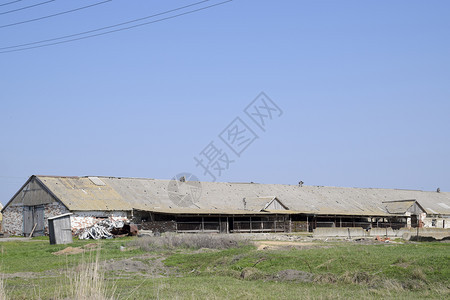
0;0;27;7
0;0;54;15
0;0;112;29
1;0;232;53
1;0;209;50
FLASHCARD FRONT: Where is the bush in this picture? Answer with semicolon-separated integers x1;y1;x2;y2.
128;233;249;251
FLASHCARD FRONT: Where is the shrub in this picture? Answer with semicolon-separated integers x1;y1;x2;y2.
128;233;249;251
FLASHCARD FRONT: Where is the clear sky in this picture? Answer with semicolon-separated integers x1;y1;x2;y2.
1;0;449;206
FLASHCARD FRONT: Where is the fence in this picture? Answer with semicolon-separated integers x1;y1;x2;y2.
176;221;222;233
232;220;287;233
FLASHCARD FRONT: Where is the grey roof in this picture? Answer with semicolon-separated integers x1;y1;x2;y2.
244;196;277;211
29;175;450;216
383;200;417;214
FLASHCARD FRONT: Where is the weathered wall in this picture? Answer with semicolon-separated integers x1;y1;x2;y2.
422;216;450;228
3;206;130;235
2;201;69;236
2;177;67;236
44;202;70;233
9;178;55;207
313;227;450;240
2;205;23;235
70;211;128;232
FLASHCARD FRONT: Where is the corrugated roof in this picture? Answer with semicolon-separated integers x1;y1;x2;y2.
137;207;289;215
383;200;416;214
32;175;450;216
244;196;276;211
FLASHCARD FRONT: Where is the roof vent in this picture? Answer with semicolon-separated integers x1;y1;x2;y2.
179;176;186;182
88;176;106;186
437;187;440;193
298;181;304;187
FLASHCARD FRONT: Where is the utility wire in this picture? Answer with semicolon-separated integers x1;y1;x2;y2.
2;1;230;52
0;0;231;53
0;0;111;29
0;0;27;7
0;0;54;15
1;0;209;50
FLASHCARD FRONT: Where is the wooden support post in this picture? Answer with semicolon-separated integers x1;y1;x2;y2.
201;217;204;232
274;215;277;232
250;216;252;233
29;223;37;238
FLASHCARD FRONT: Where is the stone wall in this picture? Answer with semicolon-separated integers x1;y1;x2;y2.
70;211;128;232
2;205;23;235
44;202;70;234
2;204;130;235
2;201;70;236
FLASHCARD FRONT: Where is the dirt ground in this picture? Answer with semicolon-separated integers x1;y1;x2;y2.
254;240;324;251
1;254;176;280
52;246;85;255
101;254;176;278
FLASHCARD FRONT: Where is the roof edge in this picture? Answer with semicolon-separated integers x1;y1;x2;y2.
34;176;70;211
1;175;34;213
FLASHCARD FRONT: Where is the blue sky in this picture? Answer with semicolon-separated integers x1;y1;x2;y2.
1;0;449;205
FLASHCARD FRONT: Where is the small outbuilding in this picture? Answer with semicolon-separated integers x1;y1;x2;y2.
48;213;73;244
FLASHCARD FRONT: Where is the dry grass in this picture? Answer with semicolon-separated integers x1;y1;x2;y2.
0;276;6;300
128;233;250;251
57;249;116;300
0;247;6;300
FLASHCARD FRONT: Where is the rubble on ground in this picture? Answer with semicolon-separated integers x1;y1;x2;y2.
77;219;137;240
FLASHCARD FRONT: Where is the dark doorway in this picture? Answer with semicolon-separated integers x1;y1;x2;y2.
220;217;228;233
228;217;234;233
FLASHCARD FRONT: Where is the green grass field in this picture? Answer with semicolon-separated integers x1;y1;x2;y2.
0;236;448;299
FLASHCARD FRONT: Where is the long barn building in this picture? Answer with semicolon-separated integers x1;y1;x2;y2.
1;175;449;236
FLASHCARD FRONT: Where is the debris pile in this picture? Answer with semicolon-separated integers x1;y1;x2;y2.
375;236;390;243
77;219;136;240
